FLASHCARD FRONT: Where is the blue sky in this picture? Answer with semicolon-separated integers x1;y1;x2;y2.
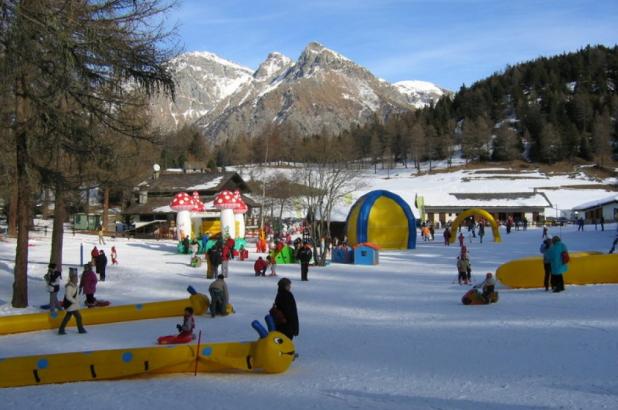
166;0;618;90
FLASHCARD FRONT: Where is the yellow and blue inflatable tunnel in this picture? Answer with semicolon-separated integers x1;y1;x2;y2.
346;190;416;249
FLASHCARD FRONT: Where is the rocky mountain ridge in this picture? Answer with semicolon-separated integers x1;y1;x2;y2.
150;42;449;140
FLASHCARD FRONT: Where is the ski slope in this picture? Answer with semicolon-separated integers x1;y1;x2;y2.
1;224;617;409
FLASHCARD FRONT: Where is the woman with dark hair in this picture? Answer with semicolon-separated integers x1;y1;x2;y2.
272;278;299;340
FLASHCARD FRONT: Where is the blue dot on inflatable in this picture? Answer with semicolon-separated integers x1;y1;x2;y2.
202;347;212;357
37;358;48;369
50;311;58;319
135;304;143;311
122;352;133;363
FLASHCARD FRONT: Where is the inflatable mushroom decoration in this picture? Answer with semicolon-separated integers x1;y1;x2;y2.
192;192;206;212
214;190;241;239
170;192;196;240
233;190;248;239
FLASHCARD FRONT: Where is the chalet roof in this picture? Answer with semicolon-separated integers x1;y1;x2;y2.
426;192;552;209
137;171;250;196
572;194;618;211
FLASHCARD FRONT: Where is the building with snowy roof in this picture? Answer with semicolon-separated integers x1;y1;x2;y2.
423;192;552;226
123;169;258;238
572;194;618;222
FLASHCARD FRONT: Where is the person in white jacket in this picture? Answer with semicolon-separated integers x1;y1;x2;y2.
58;268;87;335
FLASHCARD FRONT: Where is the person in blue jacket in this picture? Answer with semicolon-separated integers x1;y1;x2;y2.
546;236;568;292
539;238;552;291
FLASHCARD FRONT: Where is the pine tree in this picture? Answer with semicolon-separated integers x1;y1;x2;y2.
492;124;520;161
538;123;562;163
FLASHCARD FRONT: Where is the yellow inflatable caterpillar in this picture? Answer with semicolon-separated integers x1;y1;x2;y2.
0;320;295;388
0;287;214;336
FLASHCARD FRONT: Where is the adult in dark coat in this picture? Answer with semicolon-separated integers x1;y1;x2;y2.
96;250;108;281
297;242;312;281
208;246;222;276
273;278;299;340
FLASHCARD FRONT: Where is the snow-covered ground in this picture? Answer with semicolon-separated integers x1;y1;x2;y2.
1;224;617;409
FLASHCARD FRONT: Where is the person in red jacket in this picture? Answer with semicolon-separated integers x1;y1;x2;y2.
239;245;249;261
79;263;98;307
221;245;231;277
225;237;235;259
90;246;99;265
254;256;268;276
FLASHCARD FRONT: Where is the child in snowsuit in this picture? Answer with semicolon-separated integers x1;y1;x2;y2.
457;256;471;285
176;307;195;338
208;275;229;317
111;246;118;265
46;263;62;313
267;255;277;276
221;245;231;277
254;256;268;276
458;232;465;247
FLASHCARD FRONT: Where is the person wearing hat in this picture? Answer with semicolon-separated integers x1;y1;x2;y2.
546;236;568;292
58;268;87;335
271;278;299;340
297;241;313;281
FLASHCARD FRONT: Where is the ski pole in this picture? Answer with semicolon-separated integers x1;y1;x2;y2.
194;330;202;376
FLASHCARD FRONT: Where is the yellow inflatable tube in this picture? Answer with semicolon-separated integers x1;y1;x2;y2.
0;330;295;388
496;252;617;289
0;291;210;336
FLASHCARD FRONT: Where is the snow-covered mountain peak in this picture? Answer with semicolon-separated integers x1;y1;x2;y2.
178;51;253;74
394;80;450;108
395;80;444;95
296;41;355;74
254;52;294;81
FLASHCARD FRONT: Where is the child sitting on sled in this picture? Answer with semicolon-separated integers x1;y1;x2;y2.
176;307;195;338
479;272;496;303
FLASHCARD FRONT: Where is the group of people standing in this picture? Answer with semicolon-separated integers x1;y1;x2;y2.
540;236;569;292
45;262;99;335
90;245;118;281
